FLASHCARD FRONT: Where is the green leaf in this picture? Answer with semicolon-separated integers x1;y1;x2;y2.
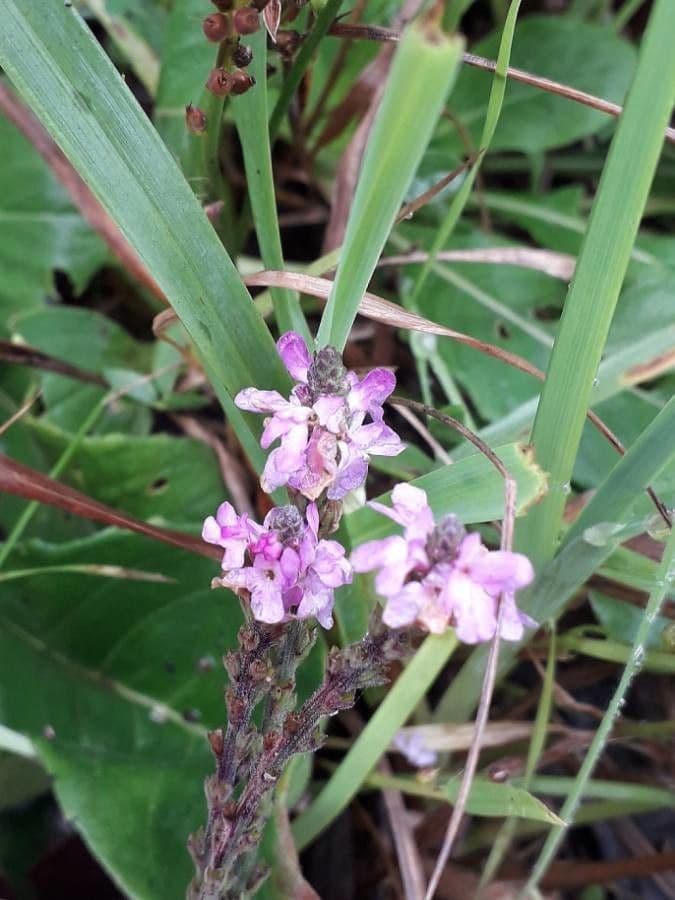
12;306;152;434
28;425;225;525
0;114;107;320
0;531;325;900
346;442;547;545
316;18;464;350
448;17;636;154
0;0;291;472
366;771;562;824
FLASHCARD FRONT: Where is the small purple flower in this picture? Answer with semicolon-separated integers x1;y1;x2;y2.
235;332;404;500
351;485;536;644
203;501;352;628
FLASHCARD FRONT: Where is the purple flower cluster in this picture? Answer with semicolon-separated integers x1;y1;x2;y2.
351;484;536;643
235;332;403;500
204;331;535;641
203;501;351;628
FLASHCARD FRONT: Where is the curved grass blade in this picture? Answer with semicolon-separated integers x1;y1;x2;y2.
316;15;464;350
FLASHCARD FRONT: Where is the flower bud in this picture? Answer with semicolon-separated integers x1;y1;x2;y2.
203;12;231;41
205;67;235;96
426;514;466;564
232;43;253;67
275;29;301;58
207;728;224;756
307;346;349;397
185;103;207;134
230;70;256;95
233;7;260;35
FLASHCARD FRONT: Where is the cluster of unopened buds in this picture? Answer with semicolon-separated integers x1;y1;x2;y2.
185;0;304;132
190;331;536;897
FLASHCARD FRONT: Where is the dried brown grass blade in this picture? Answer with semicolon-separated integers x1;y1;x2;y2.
378;247;576;281
0;454;219;561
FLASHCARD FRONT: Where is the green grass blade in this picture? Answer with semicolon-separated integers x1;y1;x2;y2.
522;520;675;894
292;632;458;848
435;395;675;723
0;0;291;473
406;0;522;312
316;17;464;350
515;0;675;570
234;31;310;340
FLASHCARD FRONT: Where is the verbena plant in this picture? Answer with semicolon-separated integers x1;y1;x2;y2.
0;0;674;898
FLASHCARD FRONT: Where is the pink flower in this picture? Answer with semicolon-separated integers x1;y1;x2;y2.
235;332;403;500
351;485;536;644
203;501;352;628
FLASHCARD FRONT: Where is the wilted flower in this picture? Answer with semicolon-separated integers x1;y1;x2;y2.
235;332;403;500
350;484;536;643
203;501;351;628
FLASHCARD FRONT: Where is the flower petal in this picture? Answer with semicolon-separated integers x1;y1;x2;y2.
235;387;288;413
382;581;426;629
349;368;396;413
470;550;535;595
277;332;311;382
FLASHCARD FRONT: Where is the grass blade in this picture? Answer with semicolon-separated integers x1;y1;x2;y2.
521;521;675;894
316;15;464;350
515;0;675;570
0;0;291;472
233;30;310;340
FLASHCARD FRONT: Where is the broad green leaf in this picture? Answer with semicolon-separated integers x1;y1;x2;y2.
0;531;325;900
0;1;291;473
27;425;225;525
317;19;464;350
0;115;107;320
447;17;636;154
346;441;547;546
12;306;152;434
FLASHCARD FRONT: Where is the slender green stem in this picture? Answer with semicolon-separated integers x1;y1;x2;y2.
520;523;675;895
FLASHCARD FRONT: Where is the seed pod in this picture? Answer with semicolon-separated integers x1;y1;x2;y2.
233;6;260;35
232;43;253;67
275;29;301;59
205;67;234;96
207;728;224;756
185;103;207;134
203;12;231;41
230;70;256;95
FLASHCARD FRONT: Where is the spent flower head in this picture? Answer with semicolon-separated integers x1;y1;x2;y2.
350;484;536;644
235;332;403;501
203;500;351;628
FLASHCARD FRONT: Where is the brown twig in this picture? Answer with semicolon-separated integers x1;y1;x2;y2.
324;27;675;146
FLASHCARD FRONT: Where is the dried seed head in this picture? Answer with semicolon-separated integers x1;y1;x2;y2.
205;67;234;96
307;346;349;397
207;728;224;756
248;657;269;682
426;514;466;564
284;711;302;735
232;43;254;67
233;6;260;34
275;29;301;58
226;691;247;724
230;70;256;95
203;12;231;41
185;103;207;134
263;730;282;753
239;625;259;652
